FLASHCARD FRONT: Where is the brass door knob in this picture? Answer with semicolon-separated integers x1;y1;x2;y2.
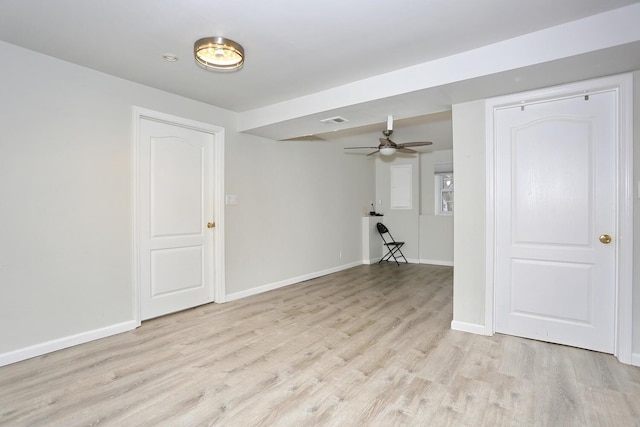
207;222;215;229
599;234;612;244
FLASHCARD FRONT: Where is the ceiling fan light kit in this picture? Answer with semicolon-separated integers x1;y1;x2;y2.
379;126;396;155
379;146;397;156
194;37;244;71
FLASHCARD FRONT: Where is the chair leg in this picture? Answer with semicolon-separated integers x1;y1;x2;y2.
380;244;407;266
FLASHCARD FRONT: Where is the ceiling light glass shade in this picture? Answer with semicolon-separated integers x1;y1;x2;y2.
379;147;397;156
194;37;244;71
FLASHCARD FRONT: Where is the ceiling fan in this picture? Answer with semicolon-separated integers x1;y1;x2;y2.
344;115;433;156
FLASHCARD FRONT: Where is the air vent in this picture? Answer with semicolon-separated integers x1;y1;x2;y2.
320;116;349;125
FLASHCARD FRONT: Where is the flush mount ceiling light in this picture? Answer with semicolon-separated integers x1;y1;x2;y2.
194;37;244;71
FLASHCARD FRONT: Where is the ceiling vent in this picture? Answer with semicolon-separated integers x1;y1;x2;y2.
320;116;349;125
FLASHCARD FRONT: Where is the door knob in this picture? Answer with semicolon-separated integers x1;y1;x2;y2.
207;222;215;229
599;234;612;244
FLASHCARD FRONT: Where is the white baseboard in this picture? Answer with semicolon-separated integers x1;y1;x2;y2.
631;353;640;367
420;259;454;267
451;320;492;336
0;320;138;367
226;261;362;302
375;257;419;265
365;258;448;265
377;258;454;267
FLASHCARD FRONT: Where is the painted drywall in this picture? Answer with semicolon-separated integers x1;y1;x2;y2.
375;155;421;262
633;70;640;357
373;152;456;265
0;41;228;355
419;216;453;265
419;150;454;265
370;112;455;265
451;100;487;326
239;3;640;137
224;135;374;296
0;40;374;359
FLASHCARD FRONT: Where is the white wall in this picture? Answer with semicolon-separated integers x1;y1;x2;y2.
224;136;374;298
375;153;456;266
371;113;455;266
375;155;421;262
451;101;487;327
0;41;374;362
373;151;455;265
633;70;640;359
419;149;454;265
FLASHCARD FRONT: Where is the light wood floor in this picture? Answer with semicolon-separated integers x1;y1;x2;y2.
1;264;639;426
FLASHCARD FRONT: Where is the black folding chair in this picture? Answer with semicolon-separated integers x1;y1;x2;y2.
376;222;408;266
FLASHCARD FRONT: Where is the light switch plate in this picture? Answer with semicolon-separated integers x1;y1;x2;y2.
225;195;239;205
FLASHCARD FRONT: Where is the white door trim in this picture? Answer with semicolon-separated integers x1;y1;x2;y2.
485;74;633;364
132;107;226;326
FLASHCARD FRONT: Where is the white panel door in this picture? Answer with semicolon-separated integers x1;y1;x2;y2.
139;118;215;320
494;91;616;353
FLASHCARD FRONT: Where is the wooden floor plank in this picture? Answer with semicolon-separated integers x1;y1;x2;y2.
1;263;639;426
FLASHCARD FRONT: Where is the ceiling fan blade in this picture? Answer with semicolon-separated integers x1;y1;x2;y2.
397;147;417;154
366;150;380;156
344;146;379;150
398;141;433;147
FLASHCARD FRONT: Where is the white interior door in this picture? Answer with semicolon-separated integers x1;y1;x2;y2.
494;91;616;353
139;118;215;320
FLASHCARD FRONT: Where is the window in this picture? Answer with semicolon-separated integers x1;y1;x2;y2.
436;173;454;214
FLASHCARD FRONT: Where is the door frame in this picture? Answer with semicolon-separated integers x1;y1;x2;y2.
484;74;633;364
132;107;226;326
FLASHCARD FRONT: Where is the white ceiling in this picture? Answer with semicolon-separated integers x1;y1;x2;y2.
2;0;640;142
